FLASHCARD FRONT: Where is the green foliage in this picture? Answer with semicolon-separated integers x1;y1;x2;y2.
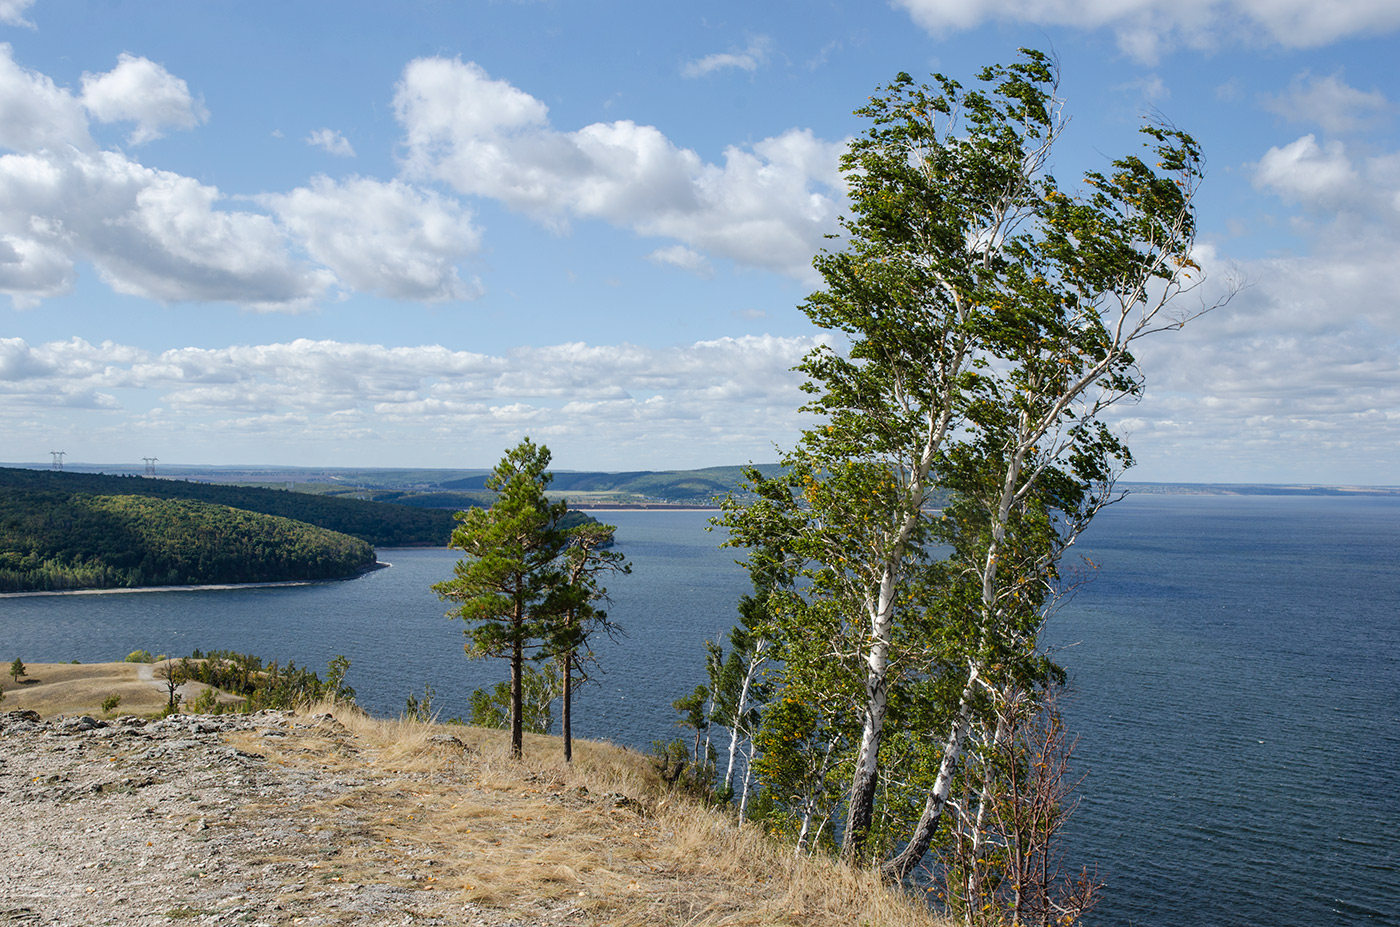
125;650;155;663
650;738;716;798
403;682;437;722
101;694;121;714
434;438;628;760
0;489;377;592
716;50;1209;885
167;650;355;713
467;662;559;734
9;657;25;683
0;465;455;548
672;684;711;763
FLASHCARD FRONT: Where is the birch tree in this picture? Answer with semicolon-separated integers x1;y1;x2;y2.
721;49;1066;864
708;592;774;802
722;48;1223;882
884;92;1223;888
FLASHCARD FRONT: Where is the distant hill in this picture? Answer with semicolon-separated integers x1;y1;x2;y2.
0;467;457;547
0;490;376;593
442;464;782;504
0;467;618;592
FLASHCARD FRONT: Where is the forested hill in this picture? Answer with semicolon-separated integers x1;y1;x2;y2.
0;492;377;593
0;467;456;547
441;464;778;504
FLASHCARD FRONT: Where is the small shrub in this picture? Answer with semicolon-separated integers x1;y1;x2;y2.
188;687;217;714
125;650;155;663
101;694;121;714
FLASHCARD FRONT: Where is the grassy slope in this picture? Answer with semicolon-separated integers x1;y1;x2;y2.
0;669;951;927
0;661;233;717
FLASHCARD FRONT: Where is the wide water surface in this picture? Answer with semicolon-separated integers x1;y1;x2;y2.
2;497;1397;927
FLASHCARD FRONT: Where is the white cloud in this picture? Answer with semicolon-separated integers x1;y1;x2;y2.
0;148;333;310
0;49;507;309
1119;126;1400;483
1121;248;1400;483
1253;135;1362;206
262;175;483;302
0;0;34;28
0;335;823;468
393;57;847;281
80;53;208;145
893;0;1400;61
682;36;772;78
306;127;355;157
0;43;92;152
647;244;714;277
1261;72;1391;135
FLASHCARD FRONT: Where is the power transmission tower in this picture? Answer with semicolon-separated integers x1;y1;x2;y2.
143;457;158;476
50;451;64;470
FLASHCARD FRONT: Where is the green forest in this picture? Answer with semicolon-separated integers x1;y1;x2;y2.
0;467;611;593
0;467;456;547
0;490;378;592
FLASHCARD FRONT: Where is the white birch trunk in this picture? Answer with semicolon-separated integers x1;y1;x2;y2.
724;638;767;793
882;669;979;880
738;737;756;819
841;565;898;863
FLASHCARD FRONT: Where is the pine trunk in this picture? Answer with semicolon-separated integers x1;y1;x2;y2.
562;651;573;763
510;633;524;759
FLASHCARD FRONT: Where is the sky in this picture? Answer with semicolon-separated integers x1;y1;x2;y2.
1;0;1398;484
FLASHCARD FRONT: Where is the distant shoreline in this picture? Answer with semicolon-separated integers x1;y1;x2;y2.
0;561;390;599
570;504;720;511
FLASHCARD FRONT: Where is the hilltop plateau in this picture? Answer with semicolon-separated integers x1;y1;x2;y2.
0;696;948;927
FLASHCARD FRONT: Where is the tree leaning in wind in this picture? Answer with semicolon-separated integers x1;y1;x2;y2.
720;47;1226;896
433;438;572;760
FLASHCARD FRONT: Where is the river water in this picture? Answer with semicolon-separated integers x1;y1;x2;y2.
2;496;1396;927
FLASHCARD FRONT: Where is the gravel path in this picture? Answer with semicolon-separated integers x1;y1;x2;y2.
0;710;583;927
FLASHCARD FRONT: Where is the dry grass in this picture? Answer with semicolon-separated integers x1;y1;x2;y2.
0;660;233;717
3;668;950;926
222;703;951;927
0;661;165;716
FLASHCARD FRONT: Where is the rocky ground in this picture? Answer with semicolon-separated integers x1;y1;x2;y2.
0;710;593;927
1;706;945;927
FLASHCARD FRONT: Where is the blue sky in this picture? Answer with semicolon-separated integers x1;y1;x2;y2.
2;0;1398;483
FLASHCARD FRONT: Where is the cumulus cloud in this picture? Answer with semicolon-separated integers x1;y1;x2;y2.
0;48;499;309
1261;72;1391;135
306;127;355;157
0;0;34;28
0;147;336;310
1119;128;1400;483
80;53;208;145
262;175;483;302
1253;135;1362;207
393;57;847;281
0;335;823;468
893;0;1400;61
0;43;92;152
682;35;772;78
